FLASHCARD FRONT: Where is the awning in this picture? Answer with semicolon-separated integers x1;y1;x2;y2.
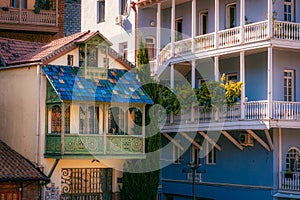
273;192;300;199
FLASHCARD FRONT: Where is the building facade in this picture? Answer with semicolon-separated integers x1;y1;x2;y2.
0;31;152;199
134;0;300;200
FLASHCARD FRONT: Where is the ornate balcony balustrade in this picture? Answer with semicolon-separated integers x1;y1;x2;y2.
45;133;144;158
165;101;300;125
280;172;300;191
156;20;300;72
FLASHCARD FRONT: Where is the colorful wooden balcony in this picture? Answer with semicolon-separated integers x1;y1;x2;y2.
45;133;144;159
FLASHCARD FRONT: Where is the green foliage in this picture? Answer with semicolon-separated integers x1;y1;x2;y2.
120;37;160;200
137;37;151;84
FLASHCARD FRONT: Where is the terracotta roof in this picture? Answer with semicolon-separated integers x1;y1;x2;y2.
1;31;134;69
0;140;50;182
0;38;44;64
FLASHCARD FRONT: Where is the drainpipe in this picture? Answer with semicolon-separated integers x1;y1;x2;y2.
35;64;41;165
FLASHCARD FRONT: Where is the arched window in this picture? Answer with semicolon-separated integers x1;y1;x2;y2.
51;105;61;133
286;147;300;172
108;107;125;135
127;107;142;135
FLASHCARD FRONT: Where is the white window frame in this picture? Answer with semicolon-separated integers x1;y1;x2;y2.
119;42;128;59
226;3;236;28
145;36;155;60
97;0;105;23
173;141;182;164
191;144;201;165
284;0;294;22
175;18;183;41
226;72;238;83
206;142;216;165
286;147;300;172
199;11;208;35
284;69;295;102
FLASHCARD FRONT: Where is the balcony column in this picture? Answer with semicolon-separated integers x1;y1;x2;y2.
156;3;161;73
171;64;175;89
56;0;59;27
214;56;219;81
142;105;146;154
19;0;22;23
214;0;219;48
103;104;108;154
61;103;65;155
267;47;273;119
240;0;245;43
240;51;245;119
267;0;273;38
191;60;196;89
171;0;175;56
191;0;196;52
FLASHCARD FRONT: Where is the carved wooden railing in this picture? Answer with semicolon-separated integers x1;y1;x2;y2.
164;101;300;126
194;33;215;51
280;172;300;191
274;21;300;41
45;134;144;156
244;20;268;43
218;26;241;48
0;8;57;26
174;38;192;56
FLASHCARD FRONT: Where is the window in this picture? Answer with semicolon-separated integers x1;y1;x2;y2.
199;11;208;35
61;168;112;199
97;0;105;23
175;18;183;41
206;142;216;164
284;70;294;102
191;144;201;165
286;147;300;172
119;42;128;59
120;0;127;15
67;55;74;66
11;0;27;8
79;105;99;134
226;72;238;83
87;45;98;68
226;3;236;28
173;142;182;164
48;105;70;134
284;0;294;22
108;107;125;134
145;37;155;60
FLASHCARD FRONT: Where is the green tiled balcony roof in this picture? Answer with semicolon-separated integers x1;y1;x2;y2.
43;65;153;104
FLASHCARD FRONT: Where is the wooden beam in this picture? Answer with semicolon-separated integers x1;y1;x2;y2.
246;130;270;151
180;132;202;150
264;129;274;150
162;133;184;151
221;130;244;151
198;131;221;151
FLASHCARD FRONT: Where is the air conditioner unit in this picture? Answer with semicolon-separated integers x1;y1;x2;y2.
239;134;254;146
115;15;124;27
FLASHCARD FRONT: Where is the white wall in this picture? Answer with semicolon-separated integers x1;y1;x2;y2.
81;0;136;64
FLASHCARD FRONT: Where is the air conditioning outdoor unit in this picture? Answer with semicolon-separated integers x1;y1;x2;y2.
239;133;254;146
115;15;124;27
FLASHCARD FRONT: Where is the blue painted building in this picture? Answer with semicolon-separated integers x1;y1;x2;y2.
134;0;300;199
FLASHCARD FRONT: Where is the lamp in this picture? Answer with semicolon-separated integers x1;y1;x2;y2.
149;20;156;27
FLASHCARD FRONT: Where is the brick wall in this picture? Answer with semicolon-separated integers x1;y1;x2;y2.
0;0;65;43
0;181;41;200
64;0;81;36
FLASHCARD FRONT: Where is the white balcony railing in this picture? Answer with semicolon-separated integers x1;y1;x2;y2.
165;101;300;125
156;20;300;72
281;172;300;191
219;26;241;48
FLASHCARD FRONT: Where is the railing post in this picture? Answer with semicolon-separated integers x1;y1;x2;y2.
56;0;59;27
61;103;65;155
240;51;245;119
19;0;22;23
240;0;245;43
214;0;219;48
267;47;273;119
267;0;273;38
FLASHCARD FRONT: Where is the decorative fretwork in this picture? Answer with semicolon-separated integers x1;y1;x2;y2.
64;105;71;134
46;81;61;103
61;168;112;200
64;135;103;154
106;136;143;153
51;105;61;133
45;134;61;153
